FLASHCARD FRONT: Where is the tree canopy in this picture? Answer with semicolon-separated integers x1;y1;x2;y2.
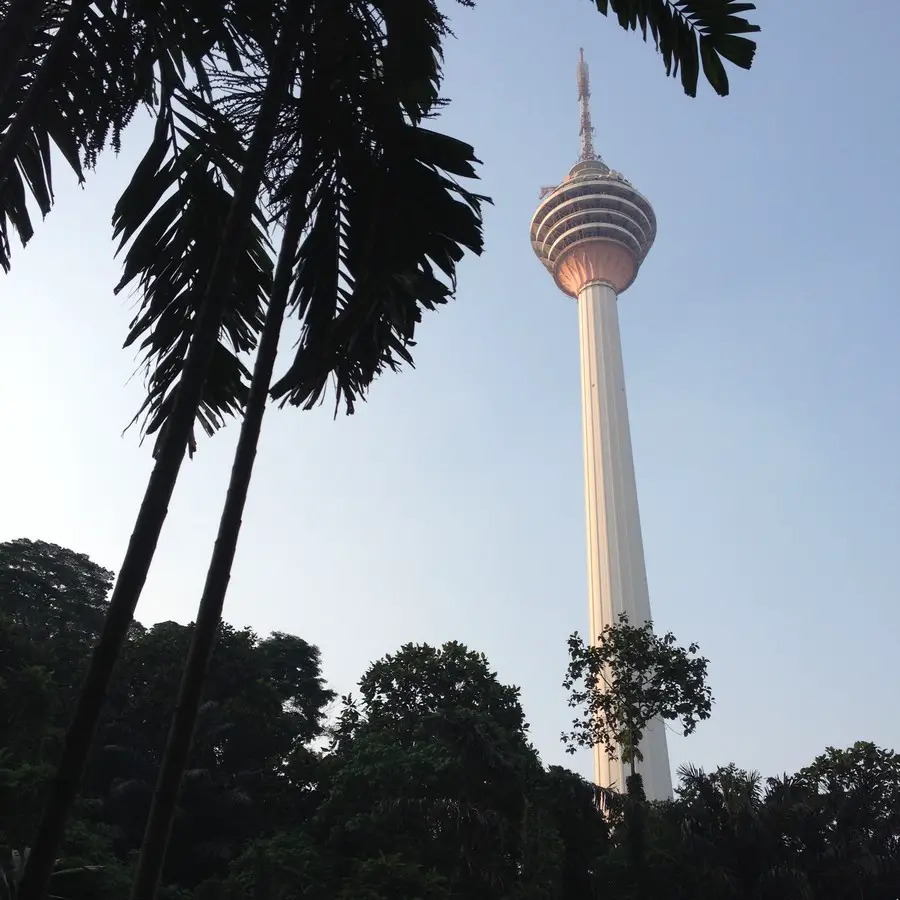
3;538;899;900
563;613;713;778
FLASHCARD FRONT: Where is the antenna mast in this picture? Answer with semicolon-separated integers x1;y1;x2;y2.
577;47;595;161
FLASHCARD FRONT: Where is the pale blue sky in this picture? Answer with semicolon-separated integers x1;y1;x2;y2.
2;0;899;782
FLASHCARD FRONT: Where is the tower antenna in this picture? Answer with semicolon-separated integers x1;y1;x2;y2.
577;47;595;161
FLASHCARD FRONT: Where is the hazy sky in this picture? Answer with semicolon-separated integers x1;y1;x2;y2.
2;0;899;783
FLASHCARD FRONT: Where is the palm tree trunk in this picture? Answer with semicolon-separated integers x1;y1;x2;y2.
129;201;304;900
0;0;91;187
17;10;300;900
0;0;49;101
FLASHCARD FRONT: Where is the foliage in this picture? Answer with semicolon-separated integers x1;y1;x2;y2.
111;85;273;453
317;642;546;900
5;538;900;900
4;5;761;881
0;0;276;272
0;0;761;443
0;844;104;900
357;640;528;736
662;758;900;900
562;614;712;774
593;0;760;97
0;538;113;654
0;538;333;893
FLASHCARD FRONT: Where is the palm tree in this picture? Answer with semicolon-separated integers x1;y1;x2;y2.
128;5;487;896
5;2;760;897
126;187;307;900
14;5;291;897
671;764;899;900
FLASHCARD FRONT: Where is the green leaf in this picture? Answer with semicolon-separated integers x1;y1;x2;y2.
112;86;272;454
592;0;760;96
699;33;729;97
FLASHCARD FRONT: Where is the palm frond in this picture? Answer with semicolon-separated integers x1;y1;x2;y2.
0;0;278;272
112;85;272;454
0;0;50;99
0;1;87;271
592;0;760;97
266;0;486;414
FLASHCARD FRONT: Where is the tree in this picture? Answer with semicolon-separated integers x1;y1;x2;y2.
92;621;334;890
10;6;283;891
562;614;712;793
0;540;114;709
312;642;548;900
11;3;483;890
126;5;487;897
0;0;279;271
0;539;113;648
796;742;900;882
538;767;611;900
6;3;761;893
0;538;335;898
0;540;114;848
358;641;528;736
641;751;900;900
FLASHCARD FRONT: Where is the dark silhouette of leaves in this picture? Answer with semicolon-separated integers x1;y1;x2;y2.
593;0;760;97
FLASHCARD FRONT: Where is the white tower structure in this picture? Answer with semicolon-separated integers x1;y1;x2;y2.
530;49;673;801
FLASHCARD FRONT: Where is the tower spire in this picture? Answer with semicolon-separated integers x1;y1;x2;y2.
577;47;595;161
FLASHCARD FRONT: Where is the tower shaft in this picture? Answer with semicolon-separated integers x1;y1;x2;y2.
577;279;672;800
531;49;671;802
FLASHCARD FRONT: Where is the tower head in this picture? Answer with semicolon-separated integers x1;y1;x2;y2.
530;52;656;297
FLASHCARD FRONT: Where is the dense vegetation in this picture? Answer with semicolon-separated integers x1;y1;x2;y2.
2;538;899;900
2;2;763;894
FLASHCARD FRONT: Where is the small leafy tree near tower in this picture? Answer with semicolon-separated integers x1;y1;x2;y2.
562;613;713;798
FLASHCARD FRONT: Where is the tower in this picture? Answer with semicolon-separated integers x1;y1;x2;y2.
530;49;673;801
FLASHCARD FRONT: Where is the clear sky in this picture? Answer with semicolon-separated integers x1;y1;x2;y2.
2;0;899;784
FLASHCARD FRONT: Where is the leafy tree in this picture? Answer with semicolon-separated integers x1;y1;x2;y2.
537;766;610;900
13;4;484;891
211;641;613;900
317;643;543;900
0;538;334;899
0;619;60;847
796;742;900;880
82;621;334;889
0;540;113;846
358;641;528;736
0;0;276;271
0;539;113;690
563;614;712;792
644;755;900;900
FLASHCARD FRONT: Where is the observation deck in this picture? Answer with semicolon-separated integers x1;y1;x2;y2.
530;159;656;296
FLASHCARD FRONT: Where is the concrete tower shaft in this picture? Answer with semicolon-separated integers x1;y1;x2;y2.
530;52;672;802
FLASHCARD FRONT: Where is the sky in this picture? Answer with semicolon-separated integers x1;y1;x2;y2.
2;0;900;785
